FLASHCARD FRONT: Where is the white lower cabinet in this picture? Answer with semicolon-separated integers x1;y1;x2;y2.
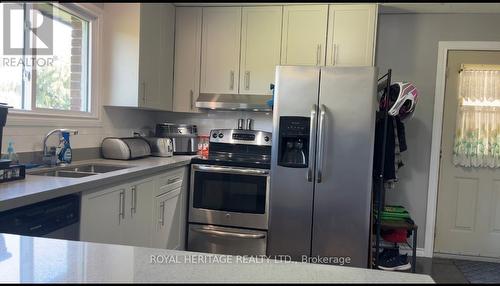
80;167;188;249
152;187;183;250
122;178;155;248
80;183;128;245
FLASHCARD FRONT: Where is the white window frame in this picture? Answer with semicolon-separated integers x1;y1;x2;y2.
7;3;103;127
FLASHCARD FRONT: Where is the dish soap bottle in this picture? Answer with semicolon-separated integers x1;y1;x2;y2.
58;131;73;164
2;141;19;164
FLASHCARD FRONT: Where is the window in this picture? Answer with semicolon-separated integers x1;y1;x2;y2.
0;3;91;116
453;64;500;167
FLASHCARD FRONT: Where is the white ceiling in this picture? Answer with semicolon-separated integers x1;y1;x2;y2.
173;2;500;14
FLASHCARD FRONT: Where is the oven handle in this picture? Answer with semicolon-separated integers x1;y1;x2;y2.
192;227;266;239
193;164;269;176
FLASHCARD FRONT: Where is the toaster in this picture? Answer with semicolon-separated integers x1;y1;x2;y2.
101;137;151;160
144;137;173;157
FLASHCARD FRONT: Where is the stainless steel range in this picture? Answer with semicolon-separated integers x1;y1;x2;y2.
187;128;272;256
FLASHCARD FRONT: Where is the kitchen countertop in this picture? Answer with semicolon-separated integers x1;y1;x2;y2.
0;156;196;212
0;233;434;283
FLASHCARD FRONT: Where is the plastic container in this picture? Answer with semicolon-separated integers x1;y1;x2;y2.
197;135;210;156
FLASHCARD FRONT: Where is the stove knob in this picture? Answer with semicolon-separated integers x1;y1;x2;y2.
264;136;270;142
212;133;218;138
218;133;224;138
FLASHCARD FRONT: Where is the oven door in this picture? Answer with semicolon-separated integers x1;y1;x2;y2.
189;164;270;230
188;224;267;256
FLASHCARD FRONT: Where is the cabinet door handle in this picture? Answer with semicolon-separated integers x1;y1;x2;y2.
230;71;234;90
316;44;321;66
131;186;137;215
119;190;125;223
142;81;146;104
331;44;336;66
167;177;181;185
245;71;250;90
190;89;194;110
159;201;165;226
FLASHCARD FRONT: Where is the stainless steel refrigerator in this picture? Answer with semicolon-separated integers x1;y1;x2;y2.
268;66;377;268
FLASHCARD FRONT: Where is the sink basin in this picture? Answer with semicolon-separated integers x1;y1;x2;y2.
29;163;133;178
60;164;130;173
30;170;97;178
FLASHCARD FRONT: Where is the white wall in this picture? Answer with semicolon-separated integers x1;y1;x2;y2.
376;13;500;248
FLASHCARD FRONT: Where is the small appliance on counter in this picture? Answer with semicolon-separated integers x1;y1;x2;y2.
155;123;198;155
101;137;151;160
143;137;173;157
0;103;25;183
0;103;12;168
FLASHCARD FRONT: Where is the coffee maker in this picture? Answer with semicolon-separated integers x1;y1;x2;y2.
277;117;310;168
0;103;11;168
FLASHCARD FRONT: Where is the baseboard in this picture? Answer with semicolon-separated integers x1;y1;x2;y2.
434;252;500;263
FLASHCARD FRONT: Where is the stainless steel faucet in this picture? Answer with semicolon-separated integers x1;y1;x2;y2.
42;129;78;166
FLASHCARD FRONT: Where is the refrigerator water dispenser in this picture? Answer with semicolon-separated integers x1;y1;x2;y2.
277;116;310;168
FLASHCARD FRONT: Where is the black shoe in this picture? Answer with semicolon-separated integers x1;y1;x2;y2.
378;248;398;260
377;251;411;271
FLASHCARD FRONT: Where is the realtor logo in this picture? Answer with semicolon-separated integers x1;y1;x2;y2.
3;3;53;55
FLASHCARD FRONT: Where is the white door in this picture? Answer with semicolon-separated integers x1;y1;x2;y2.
200;7;242;94
281;5;328;66
435;50;500;258
239;6;282;95
123;178;155;248
326;5;376;66
173;7;202;113
80;184;128;245
151;188;183;250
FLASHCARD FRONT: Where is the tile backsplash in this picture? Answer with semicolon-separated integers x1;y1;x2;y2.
2;108;274;155
153;110;273;136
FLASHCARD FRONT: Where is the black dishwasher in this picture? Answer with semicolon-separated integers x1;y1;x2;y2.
0;194;80;240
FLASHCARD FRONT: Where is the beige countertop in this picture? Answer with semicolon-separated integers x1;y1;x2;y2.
0;233;434;283
0;156;195;212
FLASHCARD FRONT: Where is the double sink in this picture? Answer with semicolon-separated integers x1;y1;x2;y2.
29;163;132;178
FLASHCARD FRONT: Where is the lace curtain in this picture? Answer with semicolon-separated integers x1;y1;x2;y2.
453;67;500;167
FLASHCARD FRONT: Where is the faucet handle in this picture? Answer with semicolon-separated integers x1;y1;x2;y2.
42;146;58;166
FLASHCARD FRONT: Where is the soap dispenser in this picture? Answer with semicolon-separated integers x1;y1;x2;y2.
2;141;19;164
58;132;73;164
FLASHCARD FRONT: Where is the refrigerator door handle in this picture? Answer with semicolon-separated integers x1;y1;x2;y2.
316;104;326;183
307;104;317;182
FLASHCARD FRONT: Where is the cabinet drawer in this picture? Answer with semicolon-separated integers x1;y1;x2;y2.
157;168;185;196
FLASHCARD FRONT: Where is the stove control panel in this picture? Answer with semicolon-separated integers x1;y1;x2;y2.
209;129;272;146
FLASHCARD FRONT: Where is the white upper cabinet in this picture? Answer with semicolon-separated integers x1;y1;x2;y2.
200;7;242;94
326;4;377;66
173;7;202;113
103;3;175;111
281;5;328;66
239;6;282;95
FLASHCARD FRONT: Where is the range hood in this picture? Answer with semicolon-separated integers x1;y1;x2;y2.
195;93;272;111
